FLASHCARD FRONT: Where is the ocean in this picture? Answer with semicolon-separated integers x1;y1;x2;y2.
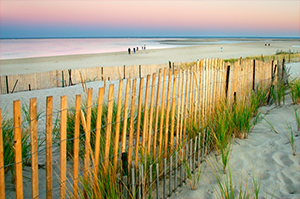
0;38;250;60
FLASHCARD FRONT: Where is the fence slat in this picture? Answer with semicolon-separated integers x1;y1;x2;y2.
46;96;53;199
135;78;144;168
179;70;186;151
121;79;131;153
30;98;39;199
0;109;5;198
14;100;23;199
94;87;104;179
147;73;156;156
163;70;172;158
158;69;167;160
60;96;67;199
142;75;151;159
193;69;199;124
128;79;136;171
198;64;203;125
189;67;194;126
175;70;182;150
84;88;93;188
72;95;81;198
182;70;190;157
152;69;162;159
169;70;177;155
114;80;123;172
104;84;114;172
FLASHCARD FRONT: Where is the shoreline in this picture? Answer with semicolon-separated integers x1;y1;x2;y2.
1;39;299;76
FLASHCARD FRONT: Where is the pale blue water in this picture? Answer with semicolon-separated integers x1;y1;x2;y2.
0;38;250;60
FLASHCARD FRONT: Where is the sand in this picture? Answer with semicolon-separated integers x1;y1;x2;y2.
0;39;299;76
170;94;300;199
1;39;300;198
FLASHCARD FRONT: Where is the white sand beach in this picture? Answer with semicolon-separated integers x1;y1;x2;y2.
1;39;299;76
1;39;300;198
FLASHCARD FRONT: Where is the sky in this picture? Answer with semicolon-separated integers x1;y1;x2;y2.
0;0;299;38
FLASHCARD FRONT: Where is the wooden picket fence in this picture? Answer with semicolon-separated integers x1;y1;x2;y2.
0;58;282;199
0;62;192;94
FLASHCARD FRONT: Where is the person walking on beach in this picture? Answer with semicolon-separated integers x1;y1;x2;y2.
128;48;131;54
221;47;223;52
133;47;136;53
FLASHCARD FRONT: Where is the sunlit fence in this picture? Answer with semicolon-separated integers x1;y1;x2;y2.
1;51;298;94
0;58;284;198
0;62;192;94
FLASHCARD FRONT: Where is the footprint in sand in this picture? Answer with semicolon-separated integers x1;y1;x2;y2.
280;155;294;167
271;153;294;167
280;172;298;194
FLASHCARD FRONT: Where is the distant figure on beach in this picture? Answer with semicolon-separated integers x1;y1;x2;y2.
128;48;131;54
136;47;139;51
144;45;146;50
133;47;136;53
221;47;223;52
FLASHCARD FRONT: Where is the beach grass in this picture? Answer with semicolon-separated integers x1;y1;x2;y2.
283;122;296;156
294;106;300;132
207;158;263;199
224;52;300;63
1;104;45;176
289;77;300;104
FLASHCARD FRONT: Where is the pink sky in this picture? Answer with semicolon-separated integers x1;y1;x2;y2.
1;1;299;38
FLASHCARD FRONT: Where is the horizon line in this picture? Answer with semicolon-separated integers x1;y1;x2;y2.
1;36;300;40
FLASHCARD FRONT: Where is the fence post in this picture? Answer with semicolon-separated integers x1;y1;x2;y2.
11;79;18;93
225;64;230;100
282;58;285;82
139;65;141;78
124;65;126;79
121;152;128;198
61;71;64;87
5;76;9;94
156;163;160;199
14;100;23;199
101;67;104;81
68;69;73;85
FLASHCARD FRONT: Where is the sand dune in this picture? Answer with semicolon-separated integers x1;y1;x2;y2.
170;94;300;198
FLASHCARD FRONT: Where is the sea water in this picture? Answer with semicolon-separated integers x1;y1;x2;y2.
0;38;249;60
